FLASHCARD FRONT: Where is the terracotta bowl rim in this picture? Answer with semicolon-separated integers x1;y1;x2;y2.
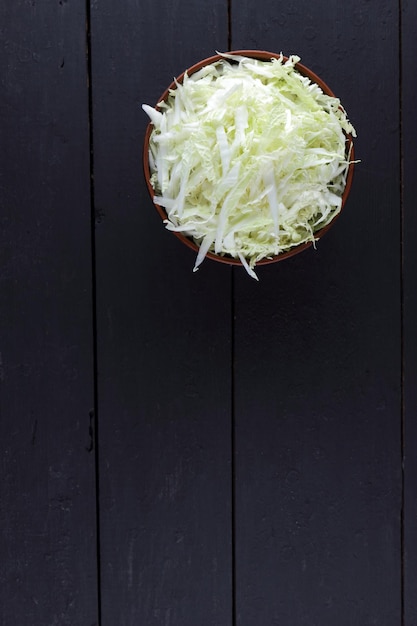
143;49;355;267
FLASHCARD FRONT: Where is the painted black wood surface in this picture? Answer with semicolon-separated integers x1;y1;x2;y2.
0;1;98;624
403;0;417;623
232;1;402;624
0;0;416;624
89;2;232;625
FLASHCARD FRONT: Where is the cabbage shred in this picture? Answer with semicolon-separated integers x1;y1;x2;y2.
143;54;356;279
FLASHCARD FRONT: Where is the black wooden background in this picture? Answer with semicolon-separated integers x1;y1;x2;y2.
1;0;416;624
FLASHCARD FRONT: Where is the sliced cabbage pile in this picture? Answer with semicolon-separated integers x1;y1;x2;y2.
143;53;356;280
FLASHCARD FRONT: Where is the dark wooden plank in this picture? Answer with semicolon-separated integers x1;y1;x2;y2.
89;2;232;624
232;1;402;624
0;1;98;625
402;0;417;621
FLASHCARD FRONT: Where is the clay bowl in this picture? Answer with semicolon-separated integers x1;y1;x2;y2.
143;50;355;267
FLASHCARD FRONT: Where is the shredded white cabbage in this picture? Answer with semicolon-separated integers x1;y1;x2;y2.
143;53;356;279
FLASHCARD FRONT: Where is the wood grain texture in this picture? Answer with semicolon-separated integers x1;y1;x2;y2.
232;1;402;624
0;1;97;625
1;0;411;623
402;0;417;622
89;1;232;624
